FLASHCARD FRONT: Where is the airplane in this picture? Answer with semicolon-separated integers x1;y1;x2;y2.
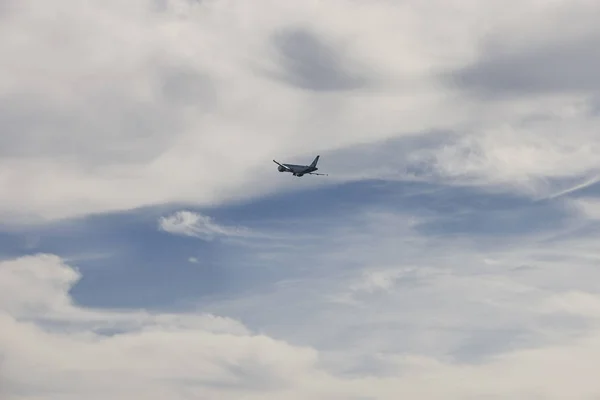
273;155;328;177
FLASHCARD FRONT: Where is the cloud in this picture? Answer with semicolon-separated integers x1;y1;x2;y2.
3;175;600;398
4;1;600;397
350;268;403;293
0;254;249;334
4;229;600;399
158;211;251;240
416;98;600;197
270;27;369;91
194;192;600;375
1;0;446;222
570;197;600;220
5;0;600;222
448;2;600;97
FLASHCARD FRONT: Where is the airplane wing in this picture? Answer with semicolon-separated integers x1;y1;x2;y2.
308;172;328;176
273;160;293;171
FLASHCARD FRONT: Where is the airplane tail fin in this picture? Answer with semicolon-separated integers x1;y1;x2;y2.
310;155;320;168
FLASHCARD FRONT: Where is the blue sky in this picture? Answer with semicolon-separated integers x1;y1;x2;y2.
3;1;600;399
0;173;583;310
3;169;600;368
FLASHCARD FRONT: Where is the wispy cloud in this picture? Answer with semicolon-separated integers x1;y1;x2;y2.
158;211;251;240
570;197;600;220
351;268;402;293
199;196;600;379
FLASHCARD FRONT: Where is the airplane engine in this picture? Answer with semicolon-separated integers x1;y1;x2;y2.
278;166;285;172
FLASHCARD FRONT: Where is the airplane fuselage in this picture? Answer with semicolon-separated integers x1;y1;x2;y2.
273;155;324;177
278;164;318;176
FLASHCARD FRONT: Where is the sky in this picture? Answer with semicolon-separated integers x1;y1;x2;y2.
2;0;600;398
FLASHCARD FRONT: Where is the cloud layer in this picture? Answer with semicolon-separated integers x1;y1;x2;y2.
4;209;600;399
2;0;600;222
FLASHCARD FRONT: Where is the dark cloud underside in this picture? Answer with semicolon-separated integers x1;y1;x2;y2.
449;33;600;96
271;28;368;92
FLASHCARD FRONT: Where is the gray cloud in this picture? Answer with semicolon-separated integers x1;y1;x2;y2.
0;61;218;166
271;28;368;92
158;65;216;108
0;94;178;165
5;0;596;222
588;96;600;116
448;33;600;97
0;0;14;18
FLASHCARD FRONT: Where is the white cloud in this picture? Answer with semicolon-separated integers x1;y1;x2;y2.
4;239;600;399
347;268;405;295
0;254;250;335
424;99;600;196
158;210;251;240
571;197;600;220
1;0;599;222
540;291;600;319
